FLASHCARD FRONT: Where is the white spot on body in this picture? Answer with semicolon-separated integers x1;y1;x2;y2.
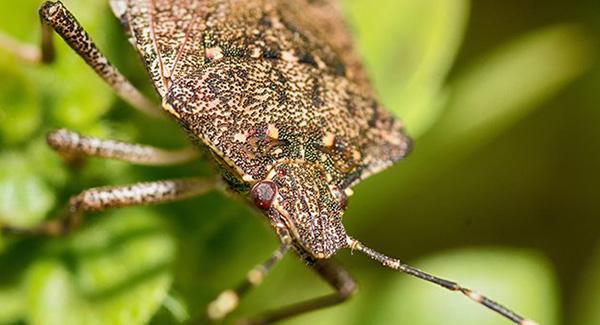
322;132;335;147
271;16;284;29
242;174;254;182
250;47;261;58
162;102;180;118
109;0;127;17
344;188;354;197
281;50;298;62
233;132;246;143
267;123;279;139
205;47;224;61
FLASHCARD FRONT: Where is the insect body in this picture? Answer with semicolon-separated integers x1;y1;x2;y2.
0;1;537;324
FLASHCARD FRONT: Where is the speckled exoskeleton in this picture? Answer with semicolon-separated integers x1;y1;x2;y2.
0;1;537;324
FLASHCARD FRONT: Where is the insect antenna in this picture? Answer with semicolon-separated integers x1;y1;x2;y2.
347;237;539;325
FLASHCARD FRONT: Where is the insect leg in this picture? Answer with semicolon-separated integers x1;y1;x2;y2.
0;178;214;237
39;1;164;118
241;259;357;325
46;128;199;166
206;241;291;322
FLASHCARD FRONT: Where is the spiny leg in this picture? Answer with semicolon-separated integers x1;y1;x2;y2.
348;238;539;325
0;178;214;236
242;258;357;325
0;1;162;118
206;241;292;322
47;128;199;166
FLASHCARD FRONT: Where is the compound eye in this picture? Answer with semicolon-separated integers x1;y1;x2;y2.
251;180;278;210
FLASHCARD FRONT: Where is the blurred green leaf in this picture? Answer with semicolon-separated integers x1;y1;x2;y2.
369;248;559;325
26;208;175;325
0;151;57;227
0;61;41;145
0;285;24;324
357;23;594;206
436;24;593;148
346;0;469;136
573;242;600;325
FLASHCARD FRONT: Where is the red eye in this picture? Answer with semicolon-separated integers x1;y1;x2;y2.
251;181;278;210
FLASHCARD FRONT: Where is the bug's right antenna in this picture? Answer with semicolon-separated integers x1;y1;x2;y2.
346;237;539;325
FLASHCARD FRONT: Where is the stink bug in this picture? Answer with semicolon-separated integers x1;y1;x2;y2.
0;1;538;324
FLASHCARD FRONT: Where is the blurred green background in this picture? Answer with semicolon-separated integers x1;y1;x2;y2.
0;0;598;324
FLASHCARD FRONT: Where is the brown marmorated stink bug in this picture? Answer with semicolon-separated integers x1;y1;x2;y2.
0;1;539;324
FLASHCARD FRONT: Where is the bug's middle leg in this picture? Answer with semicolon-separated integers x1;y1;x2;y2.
0;177;214;236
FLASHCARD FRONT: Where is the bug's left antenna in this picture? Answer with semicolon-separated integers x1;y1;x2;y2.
346;237;539;325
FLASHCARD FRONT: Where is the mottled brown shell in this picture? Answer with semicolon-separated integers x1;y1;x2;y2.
110;0;411;257
110;0;410;188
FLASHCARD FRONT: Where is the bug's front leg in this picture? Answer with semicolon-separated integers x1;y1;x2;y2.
0;1;162;118
241;259;358;325
0;178;214;237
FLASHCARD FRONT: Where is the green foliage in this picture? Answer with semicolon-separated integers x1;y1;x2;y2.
0;0;598;324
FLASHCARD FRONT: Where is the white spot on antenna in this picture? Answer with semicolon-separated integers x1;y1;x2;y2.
247;268;265;285
466;290;483;302
206;290;239;320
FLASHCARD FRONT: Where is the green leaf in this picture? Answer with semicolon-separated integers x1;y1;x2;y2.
0;151;57;228
0;285;24;324
25;208;175;325
436;24;593;148
346;0;470;136
0;61;41;145
369;248;559;325
573;242;600;325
